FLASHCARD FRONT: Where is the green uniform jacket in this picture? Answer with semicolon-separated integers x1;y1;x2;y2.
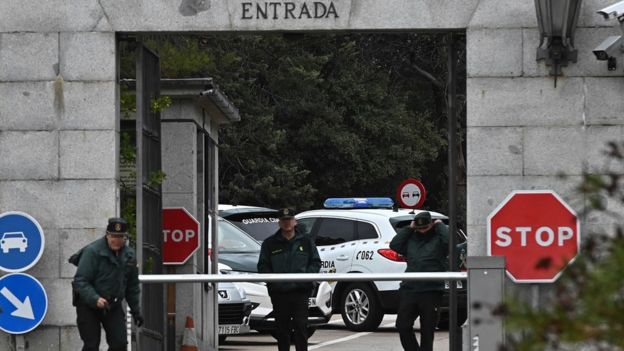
73;237;141;315
389;222;449;292
257;228;321;295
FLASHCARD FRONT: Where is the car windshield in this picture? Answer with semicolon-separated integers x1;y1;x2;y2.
388;216;467;244
217;219;261;253
2;233;24;239
388;215;417;231
227;216;279;242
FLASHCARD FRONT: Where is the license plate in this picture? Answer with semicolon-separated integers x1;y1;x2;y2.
444;281;463;289
308;298;317;307
218;324;246;335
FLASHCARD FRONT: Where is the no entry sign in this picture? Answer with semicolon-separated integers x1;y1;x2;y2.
396;178;427;209
487;190;580;283
162;208;200;265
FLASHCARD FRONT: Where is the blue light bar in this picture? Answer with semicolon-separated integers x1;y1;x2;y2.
323;197;394;209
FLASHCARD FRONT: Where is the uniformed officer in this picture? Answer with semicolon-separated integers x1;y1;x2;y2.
390;211;449;351
257;208;321;351
72;218;143;351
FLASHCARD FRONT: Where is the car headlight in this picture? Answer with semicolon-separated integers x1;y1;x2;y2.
237;286;247;299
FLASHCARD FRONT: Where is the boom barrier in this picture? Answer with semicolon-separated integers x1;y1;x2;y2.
139;256;505;351
139;272;467;284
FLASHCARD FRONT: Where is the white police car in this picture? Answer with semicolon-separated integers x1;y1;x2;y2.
296;197;467;331
217;263;252;343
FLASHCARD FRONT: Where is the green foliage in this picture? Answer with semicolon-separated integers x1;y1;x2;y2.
119;33;467;220
120;85;136;119
143;256;154;274
150;96;172;113
147;170;167;188
145;36;215;78
500;141;624;351
191;33;465;213
121;194;137;245
120;131;136;165
119;36;215;79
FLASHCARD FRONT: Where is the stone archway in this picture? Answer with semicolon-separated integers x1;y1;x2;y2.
2;0;619;350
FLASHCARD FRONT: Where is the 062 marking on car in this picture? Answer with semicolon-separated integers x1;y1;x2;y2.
355;250;374;260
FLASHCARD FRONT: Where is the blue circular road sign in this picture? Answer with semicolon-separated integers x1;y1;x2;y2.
0;273;48;334
0;211;45;272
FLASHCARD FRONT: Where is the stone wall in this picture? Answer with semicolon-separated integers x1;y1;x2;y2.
0;30;118;349
466;0;624;258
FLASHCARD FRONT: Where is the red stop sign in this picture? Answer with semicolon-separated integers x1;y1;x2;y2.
162;208;200;265
487;190;580;283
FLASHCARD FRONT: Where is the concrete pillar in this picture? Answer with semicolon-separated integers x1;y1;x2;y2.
161;100;216;350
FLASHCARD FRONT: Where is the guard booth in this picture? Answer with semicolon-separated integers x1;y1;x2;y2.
159;77;240;350
121;62;240;350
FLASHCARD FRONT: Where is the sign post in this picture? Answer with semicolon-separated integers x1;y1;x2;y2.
396;178;427;209
162;208;201;265
487;190;580;283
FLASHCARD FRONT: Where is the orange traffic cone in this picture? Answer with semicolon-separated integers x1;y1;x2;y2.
180;316;199;351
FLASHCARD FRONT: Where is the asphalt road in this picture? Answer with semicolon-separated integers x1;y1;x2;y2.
220;315;452;351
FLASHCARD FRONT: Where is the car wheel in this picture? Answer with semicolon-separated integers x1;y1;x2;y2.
436;308;467;330
269;327;316;341
340;283;384;331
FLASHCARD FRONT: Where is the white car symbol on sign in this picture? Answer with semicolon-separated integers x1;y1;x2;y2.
1;232;28;254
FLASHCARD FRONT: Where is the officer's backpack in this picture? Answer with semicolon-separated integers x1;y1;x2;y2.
68;247;86;306
68;247;84;266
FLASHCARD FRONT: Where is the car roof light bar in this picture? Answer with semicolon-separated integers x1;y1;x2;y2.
323;197;394;209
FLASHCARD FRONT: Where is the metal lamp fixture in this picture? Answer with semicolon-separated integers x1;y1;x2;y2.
535;0;583;86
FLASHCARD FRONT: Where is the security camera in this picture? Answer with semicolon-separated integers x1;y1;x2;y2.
598;1;624;21
592;35;624;60
597;2;624;70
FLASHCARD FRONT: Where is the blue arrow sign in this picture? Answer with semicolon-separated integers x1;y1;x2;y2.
0;273;48;334
0;212;45;272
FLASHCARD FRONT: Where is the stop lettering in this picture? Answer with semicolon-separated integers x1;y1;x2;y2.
494;226;574;247
163;229;196;243
487;190;580;283
162;208;200;265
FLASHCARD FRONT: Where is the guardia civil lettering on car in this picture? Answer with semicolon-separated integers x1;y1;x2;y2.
296;197;468;331
218;205;280;242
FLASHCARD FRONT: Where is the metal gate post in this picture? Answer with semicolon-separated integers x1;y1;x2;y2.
466;256;505;351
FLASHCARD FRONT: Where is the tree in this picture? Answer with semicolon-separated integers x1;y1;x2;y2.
120;33;467;219
197;33;465;213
